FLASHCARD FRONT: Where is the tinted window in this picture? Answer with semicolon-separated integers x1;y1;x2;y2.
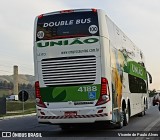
36;11;99;41
129;74;147;93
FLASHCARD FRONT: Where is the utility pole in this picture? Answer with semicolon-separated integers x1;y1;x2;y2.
13;65;18;95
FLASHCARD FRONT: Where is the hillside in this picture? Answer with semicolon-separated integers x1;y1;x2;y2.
0;74;35;85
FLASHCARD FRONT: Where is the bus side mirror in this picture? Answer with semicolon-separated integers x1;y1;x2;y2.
147;71;152;84
150;77;152;84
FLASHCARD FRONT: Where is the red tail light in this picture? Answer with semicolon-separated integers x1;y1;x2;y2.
96;77;110;106
101;78;107;94
35;81;40;98
60;10;74;14
35;81;47;108
38;14;43;19
92;8;97;13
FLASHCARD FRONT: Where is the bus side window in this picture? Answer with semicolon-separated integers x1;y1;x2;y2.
128;74;147;93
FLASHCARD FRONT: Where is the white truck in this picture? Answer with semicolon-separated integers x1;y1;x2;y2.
6;95;18;101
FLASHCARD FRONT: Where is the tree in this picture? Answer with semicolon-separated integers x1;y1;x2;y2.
149;89;157;97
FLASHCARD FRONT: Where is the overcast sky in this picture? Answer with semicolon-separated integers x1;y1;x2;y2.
0;0;159;90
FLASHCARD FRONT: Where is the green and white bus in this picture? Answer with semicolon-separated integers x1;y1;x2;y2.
34;9;152;128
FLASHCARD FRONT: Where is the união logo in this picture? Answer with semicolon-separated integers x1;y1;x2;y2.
131;64;143;76
36;38;99;47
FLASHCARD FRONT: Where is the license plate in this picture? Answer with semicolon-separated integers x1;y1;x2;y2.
64;111;77;116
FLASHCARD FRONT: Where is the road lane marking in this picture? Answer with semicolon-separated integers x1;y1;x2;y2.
135;116;160;140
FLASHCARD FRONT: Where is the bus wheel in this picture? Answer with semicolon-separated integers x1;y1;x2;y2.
114;112;123;129
123;106;129;126
144;107;146;115
138;108;145;117
115;120;123;129
146;99;148;109
144;99;147;115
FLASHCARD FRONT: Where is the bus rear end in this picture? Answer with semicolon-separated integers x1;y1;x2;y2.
34;9;111;125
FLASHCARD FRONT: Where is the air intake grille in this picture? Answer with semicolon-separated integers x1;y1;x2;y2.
41;55;96;86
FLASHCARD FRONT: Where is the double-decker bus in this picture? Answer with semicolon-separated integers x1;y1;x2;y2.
33;9;152;129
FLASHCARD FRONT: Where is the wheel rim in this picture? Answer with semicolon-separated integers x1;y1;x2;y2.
126;112;129;124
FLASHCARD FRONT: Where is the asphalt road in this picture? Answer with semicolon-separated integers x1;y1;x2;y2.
0;106;160;140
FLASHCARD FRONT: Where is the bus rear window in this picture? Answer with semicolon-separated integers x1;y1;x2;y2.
36;11;99;41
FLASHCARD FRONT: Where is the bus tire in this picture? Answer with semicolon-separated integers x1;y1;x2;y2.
123;109;129;126
144;109;146;115
115;121;123;129
144;106;146;115
138;108;145;117
146;99;148;109
114;111;123;129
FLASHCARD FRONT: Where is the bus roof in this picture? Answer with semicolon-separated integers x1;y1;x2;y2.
37;8;99;18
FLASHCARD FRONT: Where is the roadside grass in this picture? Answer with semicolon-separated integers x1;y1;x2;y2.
6;101;36;111
0;101;36;117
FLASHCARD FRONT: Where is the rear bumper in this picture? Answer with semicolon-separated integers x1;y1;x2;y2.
36;106;112;124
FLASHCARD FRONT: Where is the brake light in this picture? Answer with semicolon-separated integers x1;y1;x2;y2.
60;10;74;14
92;8;97;13
35;81;47;108
101;78;107;94
38;14;43;19
35;81;40;98
96;77;110;106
